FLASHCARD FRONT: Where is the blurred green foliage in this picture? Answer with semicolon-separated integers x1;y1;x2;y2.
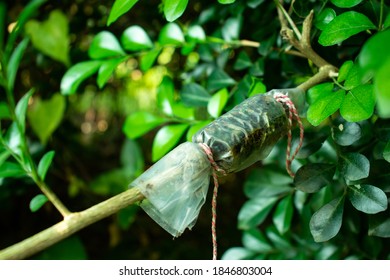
1;0;390;260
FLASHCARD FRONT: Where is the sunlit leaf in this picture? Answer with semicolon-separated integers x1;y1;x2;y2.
186;25;206;42
88;31;125;59
140;49;161;71
152;124;189;161
315;8;336;31
222;17;241;41
164;0;189;22
207;88;229;118
330;0;364;8
29;194;48;212
123;112;166;139
337;60;354;83
121;25;153;51
97;58;125;89
107;0;139;26
158;23;185;46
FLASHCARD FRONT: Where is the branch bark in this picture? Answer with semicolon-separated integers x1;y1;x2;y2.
0;187;144;260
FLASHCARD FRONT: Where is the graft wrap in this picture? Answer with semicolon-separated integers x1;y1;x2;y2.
130;88;304;237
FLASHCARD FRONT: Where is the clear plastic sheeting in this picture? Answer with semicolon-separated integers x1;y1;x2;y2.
130;142;212;237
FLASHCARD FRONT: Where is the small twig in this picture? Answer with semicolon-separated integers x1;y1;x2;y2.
297;65;338;92
36;181;72;217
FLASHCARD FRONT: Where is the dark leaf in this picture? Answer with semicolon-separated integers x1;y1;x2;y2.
206;69;236;92
238;197;278;230
294;163;336;193
348;184;387;214
273;195;294;234
180;83;211;107
340;152;370;181
332;120;361;146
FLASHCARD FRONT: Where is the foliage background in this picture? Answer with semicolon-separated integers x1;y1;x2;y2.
1;0;390;259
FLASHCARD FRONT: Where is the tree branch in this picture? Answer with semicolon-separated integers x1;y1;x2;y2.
0;187;144;260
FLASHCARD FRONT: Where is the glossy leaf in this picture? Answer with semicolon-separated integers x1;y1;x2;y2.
341;153;370;181
29;194;48;212
152;124;189;161
107;0;139;26
307;82;334;105
140;49;161;71
4;122;23;157
97;58;125;88
310;196;345;242
340;85;375;122
25;10;70;65
60;61;102;95
164;0;189;22
207;88;229;118
7;38;29;92
330;0;364;8
222;17;241;41
157;76;175;116
374;58;390;118
248;77;266;97
206;69;236;92
343;64;361;90
37;151;55;181
186;120;211;141
238;197;278;230
123;112;166;139
294;163;336;193
273;195;293;234
307;89;345;126
221;247;256;260
219;0;236;3
332;120;361;146
28;94;66;145
15;89;34;133
0;150;11;166
348;184;387;214
121;25;153;51
158;23;185;46
337;60;354;83
315;8;336;31
242;229;273;253
186;25;206;42
0;162;26;178
319;11;376;46
180;83;211;107
88;31;125;59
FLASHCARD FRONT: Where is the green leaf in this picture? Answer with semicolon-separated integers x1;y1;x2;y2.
207;69;236;92
307;82;334;104
273;195;293;234
218;0;236;3
140;49;161;71
158;23;185;46
330;0;364;8
7;37;29;93
164;0;189;22
384;141;390;163
88;31;125;59
29;194;48;212
318;11;376;46
341;152;370;181
25;10;70;65
238;197;278;230
117;205;139;230
60;61;102;95
310;196;345;242
340;85;375;122
248;77;266;97
180;83;211;107
222;17;241;41
34;236;87;260
384;13;390;29
97;58;125;89
332;120;361;146
0;162;26;178
4;122;23;156
107;0;139;26
123;112;166;139
186;25;206;42
242;229;273;253
0;149;11;166
207;88;229;118
348;184;387;214
186;120;211;141
15;89;34;133
221;247;256;260
369;216;390;238
343;64;362;90
152;124;189;161
121;25;153;51
28;93;66;145
294;163;336;193
37;151;55;181
374;58;390;118
157;76;175;116
0;102;11;120
337;60;354;83
234;51;252;70
307;89;345;126
315;8;336;31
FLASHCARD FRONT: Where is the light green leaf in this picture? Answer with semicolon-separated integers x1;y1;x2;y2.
157;76;175;115
152;124;189;161
186;120;211;141
340;84;375;122
341;152;370;181
28;93;66;145
343;63;362;90
310;196;345;242
242;229;273;253
60;61;102;95
0;162;26;178
0;150;11;166
348;184;387;214
121;25;153;51
221;247;256;260
248;77;266;97
88;31;125;59
218;0;236;3
238;197;278;230
37;151;55;181
29;194;48;212
164;0;189;22
222;17;241;41
25;10;70;65
307;82;334;104
207;69;236;92
384;13;390;29
186;25;206;42
7;38;29;93
207;88;229;118
307;89;345;126
330;0;364;8
123;112;166;139
4;122;23;156
315;8;336;31
374;58;390;118
15;89;34;133
273;195;294;234
140;49;161;71
294;163;336;193
319;11;376;46
107;0;139;26
180;83;211;107
337;60;354;83
158;23;185;46
97;58;125;89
